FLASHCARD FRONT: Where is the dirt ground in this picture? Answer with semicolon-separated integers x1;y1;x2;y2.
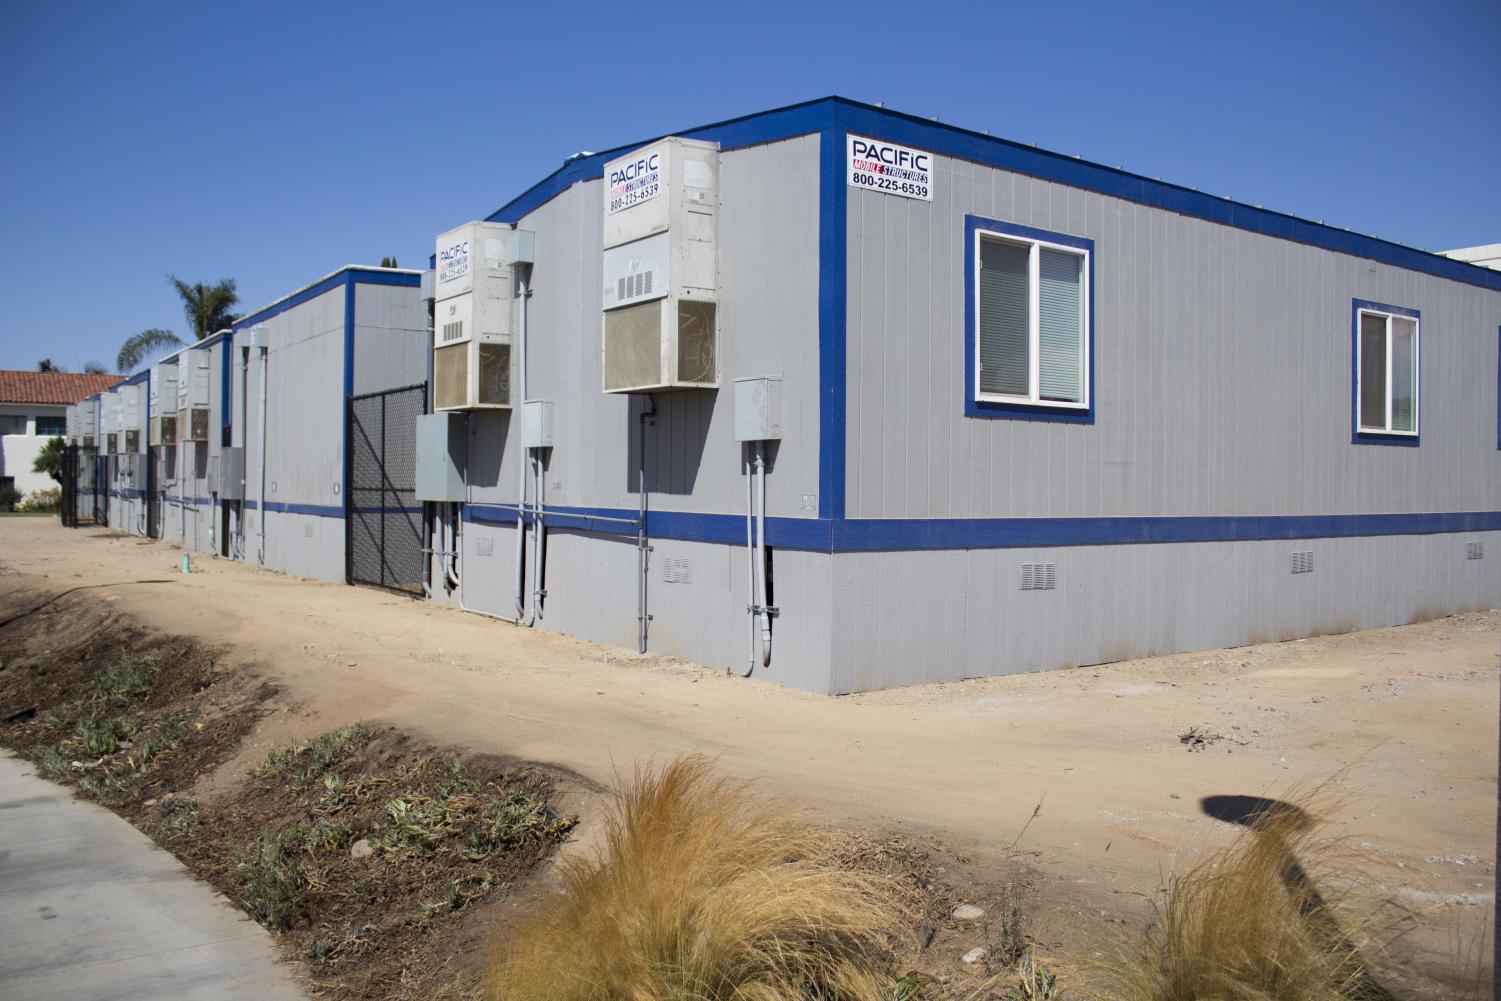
1;516;1495;996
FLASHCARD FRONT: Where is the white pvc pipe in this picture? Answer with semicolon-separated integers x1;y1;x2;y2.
513;270;535;626
744;445;757;675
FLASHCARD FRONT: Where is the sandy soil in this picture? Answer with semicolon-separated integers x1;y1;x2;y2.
2;516;1495;990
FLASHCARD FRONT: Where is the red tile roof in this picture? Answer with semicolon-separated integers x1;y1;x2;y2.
0;370;125;405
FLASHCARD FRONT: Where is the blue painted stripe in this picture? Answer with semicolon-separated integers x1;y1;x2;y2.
461;502;1500;553
817;125;847;519
244;499;345;518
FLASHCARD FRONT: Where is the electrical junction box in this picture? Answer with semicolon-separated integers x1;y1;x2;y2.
521;400;554;448
432;222;534;412
601;137;719;394
177;349;211;442
415;412;467;502
733;376;784;441
150;360;179;446
210;447;245;499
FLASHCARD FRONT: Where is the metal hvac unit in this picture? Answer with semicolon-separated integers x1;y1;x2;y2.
77;398;97;448
150;360;179;446
119;383;144;455
209;447;244;499
65;404;79;444
601;137;719;393
431;222;534;411
177;350;211;441
102;392;121;455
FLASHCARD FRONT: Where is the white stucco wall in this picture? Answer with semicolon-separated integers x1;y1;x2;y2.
0;403;66;499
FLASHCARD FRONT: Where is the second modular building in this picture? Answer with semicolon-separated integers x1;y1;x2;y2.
73;265;427;583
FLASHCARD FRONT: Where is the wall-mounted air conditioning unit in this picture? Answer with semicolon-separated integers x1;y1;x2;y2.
77;399;98;449
103;392;122;455
119;383;144;455
150;360;179;446
177;350;211;441
601;137;719;394
431;221;534;412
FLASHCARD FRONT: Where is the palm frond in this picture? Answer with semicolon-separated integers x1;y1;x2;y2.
116;328;182;372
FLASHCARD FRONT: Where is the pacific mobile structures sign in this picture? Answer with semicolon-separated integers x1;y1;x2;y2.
846;135;933;202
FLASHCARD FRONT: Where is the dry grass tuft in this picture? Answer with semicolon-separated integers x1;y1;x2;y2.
1105;795;1394;1001
488;755;915;1001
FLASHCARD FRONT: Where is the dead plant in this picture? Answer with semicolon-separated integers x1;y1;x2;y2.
488;754;915;1001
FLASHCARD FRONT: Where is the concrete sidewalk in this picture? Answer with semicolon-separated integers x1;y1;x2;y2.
0;752;305;1001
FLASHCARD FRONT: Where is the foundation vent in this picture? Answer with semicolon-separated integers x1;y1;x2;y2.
1020;562;1056;591
1466;541;1484;560
1290;551;1314;574
661;556;691;584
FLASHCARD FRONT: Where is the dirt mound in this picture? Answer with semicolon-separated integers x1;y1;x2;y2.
0;586;578;1001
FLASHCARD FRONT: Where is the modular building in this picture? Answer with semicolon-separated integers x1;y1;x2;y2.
410;97;1500;693
76;266;427;581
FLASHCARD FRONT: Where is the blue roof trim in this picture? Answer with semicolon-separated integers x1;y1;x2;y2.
196;329;233;348
121;369;150;387
461;502;1500;554
233;267;420;331
484;95;1501;293
485;97;835;225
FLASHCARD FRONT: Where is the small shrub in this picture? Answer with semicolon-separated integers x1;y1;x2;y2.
128;714;187;771
463;787;566;859
489;755;914;1001
155;798;200;832
257;724;368;786
240;825;308;928
32;744;70;777
16;487;60;513
92;656;156;703
1104;797;1389;1001
73;715;134;756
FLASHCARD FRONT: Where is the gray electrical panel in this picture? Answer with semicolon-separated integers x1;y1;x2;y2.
212;447;245;499
733;376;783;441
522;400;554;448
415;412;466;502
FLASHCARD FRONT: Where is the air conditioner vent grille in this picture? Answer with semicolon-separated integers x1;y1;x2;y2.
1020;562;1056;591
1466;541;1484;560
1290;551;1314;574
442;320;465;343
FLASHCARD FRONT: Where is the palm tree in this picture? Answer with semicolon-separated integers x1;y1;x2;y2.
117;329;181;372
116;276;241;371
169;275;241;339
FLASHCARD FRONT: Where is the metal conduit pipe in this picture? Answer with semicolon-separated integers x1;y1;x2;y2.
512;271;534;626
755;441;773;667
256;342;268;565
531;452;546;618
637;395;655;654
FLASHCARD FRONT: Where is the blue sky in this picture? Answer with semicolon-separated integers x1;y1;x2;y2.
1;0;1496;373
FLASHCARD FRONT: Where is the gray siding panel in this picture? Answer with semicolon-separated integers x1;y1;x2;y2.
847;153;1501;521
830;533;1501;693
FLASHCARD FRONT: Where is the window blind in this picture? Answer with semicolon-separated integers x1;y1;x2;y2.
978;239;1029;397
1038;247;1084;402
1359;313;1387;429
1390;316;1416;432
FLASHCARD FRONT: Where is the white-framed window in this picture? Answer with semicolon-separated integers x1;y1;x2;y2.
974;229;1090;409
1356;307;1419;436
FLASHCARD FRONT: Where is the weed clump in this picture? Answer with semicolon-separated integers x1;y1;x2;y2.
489;755;914;1001
257;723;369;786
92;656;156;704
1105;797;1390;1001
241;825;309;928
